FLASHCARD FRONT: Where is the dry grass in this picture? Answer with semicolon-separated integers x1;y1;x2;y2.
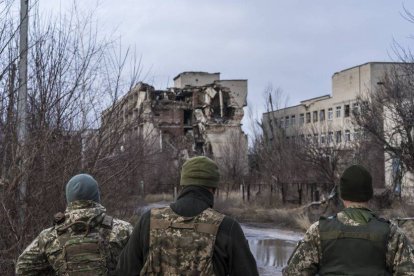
223;205;312;231
215;192;313;231
141;191;413;237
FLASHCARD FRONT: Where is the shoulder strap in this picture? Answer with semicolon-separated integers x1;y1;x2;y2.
101;215;113;229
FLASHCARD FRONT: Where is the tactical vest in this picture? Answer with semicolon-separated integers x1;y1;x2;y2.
140;206;225;276
52;213;114;276
318;213;391;276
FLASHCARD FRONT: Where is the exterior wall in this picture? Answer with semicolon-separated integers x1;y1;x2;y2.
174;72;220;88
206;127;249;175
218;80;248;108
331;63;371;100
262;62;402;191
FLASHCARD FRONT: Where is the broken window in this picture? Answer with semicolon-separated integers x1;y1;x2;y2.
306;112;311;123
184;110;192;126
335;130;342;143
195;142;204;154
320;133;326;144
344;104;350;117
291;115;296;125
226;107;236;118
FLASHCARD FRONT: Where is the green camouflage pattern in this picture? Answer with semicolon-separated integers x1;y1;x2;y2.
283;207;414;275
15;200;133;276
140;207;225;276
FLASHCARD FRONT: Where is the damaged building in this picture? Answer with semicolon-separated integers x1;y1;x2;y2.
102;71;248;171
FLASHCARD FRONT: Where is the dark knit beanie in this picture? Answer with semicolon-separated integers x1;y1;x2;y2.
340;165;373;202
66;174;101;203
180;156;220;188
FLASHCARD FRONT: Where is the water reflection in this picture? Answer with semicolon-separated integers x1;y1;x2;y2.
248;238;296;269
242;224;301;275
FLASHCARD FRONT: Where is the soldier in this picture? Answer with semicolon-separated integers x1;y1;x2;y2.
16;174;133;275
283;164;414;275
116;156;259;276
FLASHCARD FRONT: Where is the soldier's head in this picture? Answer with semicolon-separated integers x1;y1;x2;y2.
65;174;101;204
339;164;373;204
180;156;220;194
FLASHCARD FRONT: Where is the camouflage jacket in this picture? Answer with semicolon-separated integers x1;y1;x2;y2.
283;207;414;276
15;200;133;276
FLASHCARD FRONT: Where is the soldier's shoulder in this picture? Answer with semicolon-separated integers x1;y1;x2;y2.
387;220;408;237
113;218;133;229
110;218;133;238
38;226;57;241
216;215;244;236
305;221;320;236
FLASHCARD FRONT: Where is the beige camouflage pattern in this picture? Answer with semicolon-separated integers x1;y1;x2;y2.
283;207;414;276
140;206;225;276
15;200;133;276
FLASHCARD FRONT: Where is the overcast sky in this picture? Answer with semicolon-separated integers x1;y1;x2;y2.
38;0;414;135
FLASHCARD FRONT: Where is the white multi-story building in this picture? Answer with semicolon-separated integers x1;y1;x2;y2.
262;62;410;196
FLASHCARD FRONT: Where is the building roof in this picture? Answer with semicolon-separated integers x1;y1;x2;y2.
332;61;406;76
300;94;331;104
173;71;220;81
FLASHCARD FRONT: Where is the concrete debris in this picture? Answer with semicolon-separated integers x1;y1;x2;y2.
103;72;248;163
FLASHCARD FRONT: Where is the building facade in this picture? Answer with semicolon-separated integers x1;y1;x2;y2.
262;62;410;200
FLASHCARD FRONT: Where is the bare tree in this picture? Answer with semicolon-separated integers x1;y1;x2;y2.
0;3;147;273
217;129;248;198
354;63;414;197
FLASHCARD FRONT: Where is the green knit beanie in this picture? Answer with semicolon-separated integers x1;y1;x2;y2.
340;165;373;202
66;174;101;203
180;156;220;188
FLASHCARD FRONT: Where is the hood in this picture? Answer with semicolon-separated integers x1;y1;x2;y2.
61;200;106;230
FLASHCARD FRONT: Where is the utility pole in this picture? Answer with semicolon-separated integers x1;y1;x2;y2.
17;0;29;225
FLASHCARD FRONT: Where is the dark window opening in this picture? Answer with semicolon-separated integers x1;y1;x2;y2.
344;104;350;117
184;110;192;126
320;109;325;121
306;112;311;123
313;111;318;122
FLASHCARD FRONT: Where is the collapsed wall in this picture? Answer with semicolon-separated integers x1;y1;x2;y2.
105;72;248;171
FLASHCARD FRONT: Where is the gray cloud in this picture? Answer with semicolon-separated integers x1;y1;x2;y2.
39;0;414;136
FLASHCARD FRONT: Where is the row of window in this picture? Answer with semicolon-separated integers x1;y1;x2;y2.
285;129;363;144
279;103;360;128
